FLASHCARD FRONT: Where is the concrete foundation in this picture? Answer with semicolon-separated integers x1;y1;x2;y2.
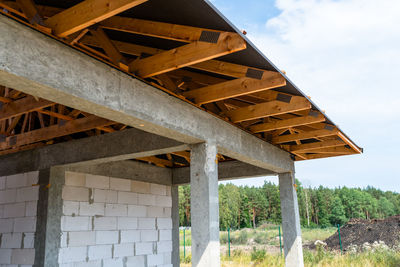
190;143;220;267
279;172;304;267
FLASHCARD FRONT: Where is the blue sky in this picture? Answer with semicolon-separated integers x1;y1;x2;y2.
213;0;400;192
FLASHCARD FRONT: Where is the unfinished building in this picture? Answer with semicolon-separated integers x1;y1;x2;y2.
0;0;362;266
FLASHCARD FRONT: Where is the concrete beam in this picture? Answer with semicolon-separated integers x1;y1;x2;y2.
0;127;187;176
0;15;293;173
171;185;180;267
190;143;220;267
279;172;304;267
66;160;172;186
172;160;276;185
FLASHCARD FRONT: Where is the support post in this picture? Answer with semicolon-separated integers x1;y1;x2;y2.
279;172;304;267
171;185;180;267
190;142;220;267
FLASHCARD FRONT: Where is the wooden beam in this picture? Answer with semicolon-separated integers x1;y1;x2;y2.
171;151;191;163
45;0;148;37
136;156;173;168
250;112;325;133
182;72;285;104
272;128;339;144
287;139;346;153
296;153;349;161
337;131;363;154
16;0;43;25
307;146;354;155
129;32;246;78
101;16;224;43
0;115;114;150
226;96;311;123
0;96;54;122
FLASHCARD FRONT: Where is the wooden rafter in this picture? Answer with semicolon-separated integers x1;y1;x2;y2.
45;0;148;37
249;112;325;133
136;156;174;168
0;115;114;150
272;128;339;144
0;96;54;122
226;96;311;123
129;32;246;78
308;146;354;154
182;72;285;104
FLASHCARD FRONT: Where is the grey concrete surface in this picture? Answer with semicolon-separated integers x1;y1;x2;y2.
0;15;293;174
279;172;304;267
172;185;180;267
190;143;220;267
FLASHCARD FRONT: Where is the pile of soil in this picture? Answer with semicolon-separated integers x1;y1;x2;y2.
323;215;400;251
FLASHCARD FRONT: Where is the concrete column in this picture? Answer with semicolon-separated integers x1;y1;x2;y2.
279;172;304;267
190;142;220;267
171;185;180;267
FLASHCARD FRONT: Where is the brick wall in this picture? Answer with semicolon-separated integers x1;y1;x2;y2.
0;171;39;266
59;171;173;267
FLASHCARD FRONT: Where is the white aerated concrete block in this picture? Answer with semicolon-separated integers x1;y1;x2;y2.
117;192;138;205
3;202;25;218
155;196;172;208
113;243;134;258
0;249;12;264
16;186;39;202
62;186;89;202
11;249;35;265
61;216;90;231
147;254;164;266
1;233;22;248
157;218;172;230
13;217;36;233
0;218;13;233
79;202;105;216
0;190;17;204
110;178;131;192
140;230;158;242
72;260;102;267
24;171;39;185
93;217;117;230
157;241;173;253
68;231;96;247
88;245;112;260
120;230;140;243
117;217;138;230
0;177;6;190
135;242;154;255
163;208;171;218
85;174;109;189
131;181;150;194
5;174;26;189
150;184;167;196
23;233;35;249
159;230;172;241
25;201;37;217
95;231;118;245
127;205;147;217
138;194;155;206
93;189;117;203
65;172;86;187
58;247;87;263
126;255;145;267
166;186;172;196
163;252;172;264
147;207;164;218
105;204;127;217
103;258;123;267
63;201;79;216
138;218;155;230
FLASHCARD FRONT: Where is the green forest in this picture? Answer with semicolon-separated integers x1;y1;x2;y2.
179;181;400;229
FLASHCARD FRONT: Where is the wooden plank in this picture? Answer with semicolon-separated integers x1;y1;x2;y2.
45;0;148;37
308;146;354;154
0;96;54;122
337;131;363;154
129;32;246;78
296;153;349;161
182;72;285;104
16;0;43;25
136;156;173;168
226;96;311;123
101;16;224;43
0;115;114;150
171;151;191;162
0;142;45;156
272;128;339;144
250;112;325;133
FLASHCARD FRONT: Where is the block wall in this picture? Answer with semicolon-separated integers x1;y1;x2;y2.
59;171;173;267
0;171;39;266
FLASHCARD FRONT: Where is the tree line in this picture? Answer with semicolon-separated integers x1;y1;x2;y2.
179;181;400;229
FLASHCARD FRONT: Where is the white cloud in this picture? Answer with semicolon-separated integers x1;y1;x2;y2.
243;0;400;191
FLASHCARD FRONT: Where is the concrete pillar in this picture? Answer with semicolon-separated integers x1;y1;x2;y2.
279;172;304;267
171;185;180;267
190;142;220;267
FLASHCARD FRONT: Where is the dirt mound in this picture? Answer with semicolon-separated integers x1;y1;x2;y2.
322;215;400;251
